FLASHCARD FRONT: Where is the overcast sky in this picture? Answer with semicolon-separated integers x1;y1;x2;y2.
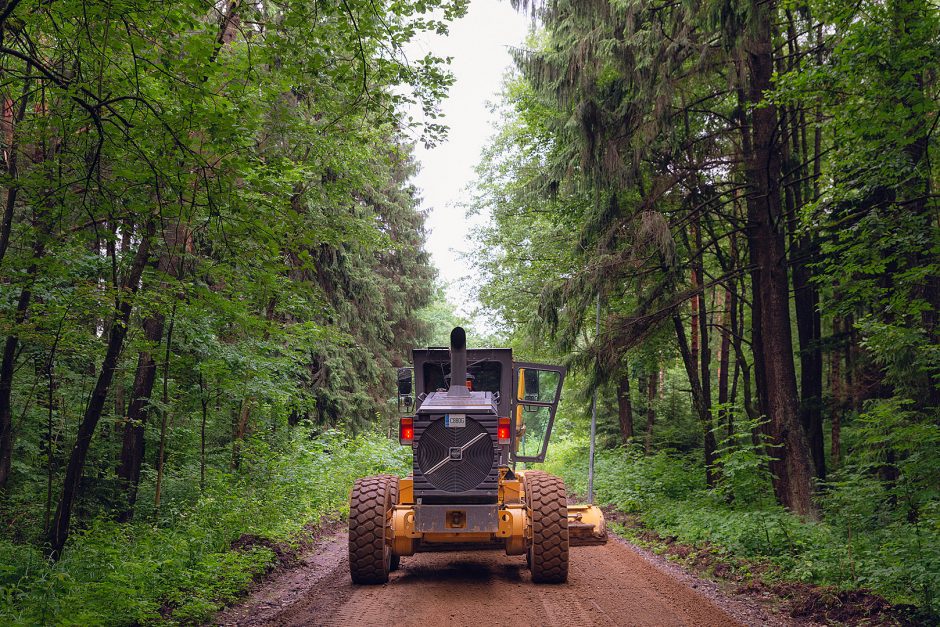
405;1;530;316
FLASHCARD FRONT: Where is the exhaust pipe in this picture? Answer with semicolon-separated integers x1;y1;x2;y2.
448;327;469;397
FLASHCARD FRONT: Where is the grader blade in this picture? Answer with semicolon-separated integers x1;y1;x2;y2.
567;504;608;546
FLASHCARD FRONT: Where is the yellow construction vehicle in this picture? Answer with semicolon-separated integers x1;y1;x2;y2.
348;327;607;584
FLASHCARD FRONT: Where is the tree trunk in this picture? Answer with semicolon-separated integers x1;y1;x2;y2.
693;225;712;416
777;49;826;481
638;374;648;453
0;235;46;488
113;382;125;431
617;373;633;442
830;316;843;469
793;246;825;480
153;301;176;512
740;0;818;518
153;407;169;510
831;409;841;471
199;374;208;492
0;77;33;268
729;274;760;428
717;286;733;438
695;226;714;469
844;313;858;411
673;313;717;486
42;317;65;533
644;374;656;455
115;314;164;521
44;369;55;532
116;224;189;520
231;398;252;469
48;219;155;558
690;271;700;379
717;288;731;406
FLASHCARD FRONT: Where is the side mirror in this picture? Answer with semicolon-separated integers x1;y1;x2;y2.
523;368;539;400
517;368;560;404
397;368;413;395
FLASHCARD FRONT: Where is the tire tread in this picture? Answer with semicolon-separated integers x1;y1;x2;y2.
349;474;397;584
525;470;569;583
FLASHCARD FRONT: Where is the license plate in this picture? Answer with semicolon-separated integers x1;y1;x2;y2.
445;414;465;428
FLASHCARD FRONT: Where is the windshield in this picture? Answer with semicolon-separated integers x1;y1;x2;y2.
422;359;502;395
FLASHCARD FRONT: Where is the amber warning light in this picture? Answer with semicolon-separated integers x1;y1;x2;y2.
498;417;511;445
399;417;414;445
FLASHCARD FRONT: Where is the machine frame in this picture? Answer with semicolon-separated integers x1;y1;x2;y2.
348;328;606;585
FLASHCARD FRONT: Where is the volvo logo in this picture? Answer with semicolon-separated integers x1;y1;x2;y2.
449;447;463;461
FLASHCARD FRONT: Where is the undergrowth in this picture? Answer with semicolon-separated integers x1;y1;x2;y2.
0;431;408;626
539;433;940;620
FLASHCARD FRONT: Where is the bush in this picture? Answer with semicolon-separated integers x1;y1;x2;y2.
542;436;939;614
0;431;408;626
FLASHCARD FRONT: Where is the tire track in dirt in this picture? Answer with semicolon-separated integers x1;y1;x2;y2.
214;529;763;626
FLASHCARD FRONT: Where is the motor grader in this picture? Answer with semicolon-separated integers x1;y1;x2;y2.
348;327;607;584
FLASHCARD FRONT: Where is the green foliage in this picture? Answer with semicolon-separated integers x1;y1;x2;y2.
0;0;935;621
417;286;468;346
479;0;937;615
850;398;940;512
415;286;502;348
711;410;776;506
543;436;940;613
0;432;407;626
0;0;454;588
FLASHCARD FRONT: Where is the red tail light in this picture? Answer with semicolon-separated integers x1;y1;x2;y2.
498;417;511;445
399;417;414;445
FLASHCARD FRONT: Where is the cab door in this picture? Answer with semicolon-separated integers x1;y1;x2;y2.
510;362;566;463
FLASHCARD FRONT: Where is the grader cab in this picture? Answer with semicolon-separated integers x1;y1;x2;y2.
348;327;607;584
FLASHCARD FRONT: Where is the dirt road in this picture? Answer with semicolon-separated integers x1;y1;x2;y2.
214;528;784;627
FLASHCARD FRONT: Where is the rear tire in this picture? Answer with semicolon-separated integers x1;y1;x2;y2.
349;474;398;584
524;471;569;583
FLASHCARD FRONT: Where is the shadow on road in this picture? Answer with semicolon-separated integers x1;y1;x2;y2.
395;556;526;584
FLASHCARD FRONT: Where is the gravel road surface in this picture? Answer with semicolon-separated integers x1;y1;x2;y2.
213;527;797;627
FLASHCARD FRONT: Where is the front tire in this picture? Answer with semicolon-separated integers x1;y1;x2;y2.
349;474;398;584
524;471;569;583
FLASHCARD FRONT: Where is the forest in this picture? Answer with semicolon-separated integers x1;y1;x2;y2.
0;0;937;624
472;0;939;621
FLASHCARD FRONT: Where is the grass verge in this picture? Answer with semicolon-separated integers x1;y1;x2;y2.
538;436;937;626
0;431;408;626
